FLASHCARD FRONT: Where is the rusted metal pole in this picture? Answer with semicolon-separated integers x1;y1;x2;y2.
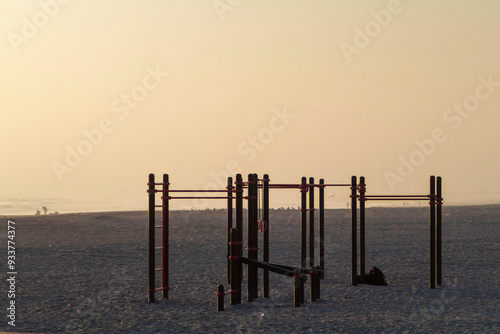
430;176;436;289
162;174;169;299
148;174;156;302
436;176;442;286
300;177;307;304
253;173;259;299
235;174;243;303
247;173;255;302
319;179;325;280
309;177;315;269
301;177;307;270
359;176;365;284
227;177;233;284
263;174;270;298
217;284;224;311
351;176;357;285
230;227;238;305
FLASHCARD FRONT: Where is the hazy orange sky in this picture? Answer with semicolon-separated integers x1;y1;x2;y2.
1;1;499;213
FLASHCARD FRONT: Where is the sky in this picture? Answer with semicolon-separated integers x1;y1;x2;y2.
1;0;500;214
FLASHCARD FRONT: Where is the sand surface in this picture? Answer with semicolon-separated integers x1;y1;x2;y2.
1;205;499;333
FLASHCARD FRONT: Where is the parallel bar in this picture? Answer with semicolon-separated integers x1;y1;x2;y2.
227;177;233;284
364;194;429;197
436;176;442;286
162;174;169;299
359;176;366;284
263;174;270;298
163;189;232;193
168;196;233;199
351;176;357;285
363;198;429;201
148;173;156;302
430;176;436;289
309;177;315;269
319;179;325;280
235;174;243;304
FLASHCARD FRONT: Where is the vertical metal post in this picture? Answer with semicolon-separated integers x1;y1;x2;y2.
230;227;238;305
253;173;259;299
247;173;254;302
235;174;243;303
319;179;325;280
351;176;358;285
300;177;307;304
436;176;442;286
263;174;270;298
359;176;365;284
148;174;156;302
301;177;307;270
430;175;436;289
227;177;233;284
162;174;169;299
217;285;224;311
309;177;315;269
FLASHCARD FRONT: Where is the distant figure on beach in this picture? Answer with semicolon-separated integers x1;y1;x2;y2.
36;210;41;216
42;207;48;215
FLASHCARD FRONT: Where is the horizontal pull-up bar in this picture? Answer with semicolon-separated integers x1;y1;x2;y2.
268;183;351;188
168;196;233;200
363;195;429;198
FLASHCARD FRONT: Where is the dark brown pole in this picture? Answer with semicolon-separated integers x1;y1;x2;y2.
351;176;358;285
309;177;315;269
253;173;259;299
230;227;238;305
359;176;365;284
436;176;442;286
247;173;254;302
227;177;233;284
148;173;156;302
235;174;243;303
430;175;436;289
301;177;307;270
217;284;224;311
263;174;270;298
162;174;169;299
293;270;302;307
319;179;325;280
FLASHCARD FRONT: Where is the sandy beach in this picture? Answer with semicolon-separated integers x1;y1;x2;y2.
1;205;499;333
